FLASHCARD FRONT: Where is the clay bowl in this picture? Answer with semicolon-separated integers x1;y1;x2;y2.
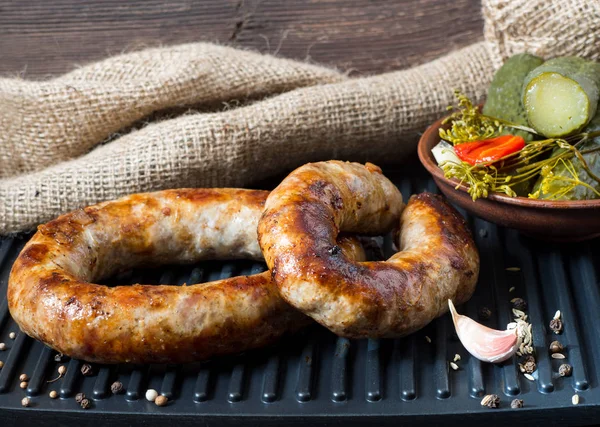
418;116;600;242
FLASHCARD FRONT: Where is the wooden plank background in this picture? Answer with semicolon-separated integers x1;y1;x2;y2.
0;0;483;78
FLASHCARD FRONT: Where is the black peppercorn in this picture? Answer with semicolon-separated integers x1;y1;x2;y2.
80;364;95;376
550;318;563;334
510;399;524;409
523;355;536;374
559;364;573;377
111;381;124;394
478;307;492;321
511;298;528;311
80;398;91;409
75;392;85;403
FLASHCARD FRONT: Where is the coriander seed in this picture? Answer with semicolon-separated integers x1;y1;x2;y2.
510;399;524;409
559;364;573;377
21;397;30;407
0;361;4;369
550;318;563;334
19;373;29;382
49;390;58;399
478;307;491;321
145;389;158;402
20;381;28;389
572;394;580;405
80;398;91;409
75;392;85;403
481;394;500;408
58;365;66;375
549;341;564;354
0;343;6;351
110;381;124;394
9;332;16;340
155;395;168;407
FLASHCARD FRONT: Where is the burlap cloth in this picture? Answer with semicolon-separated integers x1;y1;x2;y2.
1;0;598;234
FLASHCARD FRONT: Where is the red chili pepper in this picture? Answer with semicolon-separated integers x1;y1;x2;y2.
453;135;526;165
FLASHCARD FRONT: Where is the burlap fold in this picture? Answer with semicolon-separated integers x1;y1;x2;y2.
1;0;599;234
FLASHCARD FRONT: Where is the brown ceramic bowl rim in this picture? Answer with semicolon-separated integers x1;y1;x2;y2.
418;116;600;209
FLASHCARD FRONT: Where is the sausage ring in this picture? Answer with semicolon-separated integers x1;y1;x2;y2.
258;161;479;338
8;188;365;363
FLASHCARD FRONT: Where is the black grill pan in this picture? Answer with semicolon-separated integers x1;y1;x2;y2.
0;165;599;426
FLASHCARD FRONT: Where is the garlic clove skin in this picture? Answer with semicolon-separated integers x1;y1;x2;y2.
448;299;520;364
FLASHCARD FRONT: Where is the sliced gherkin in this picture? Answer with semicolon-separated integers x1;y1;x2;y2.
523;57;600;137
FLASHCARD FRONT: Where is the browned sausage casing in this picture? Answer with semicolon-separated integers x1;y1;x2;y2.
258;161;479;338
8;188;365;363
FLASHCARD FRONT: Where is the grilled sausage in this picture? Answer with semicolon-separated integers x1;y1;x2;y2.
258;161;479;338
8;188;365;363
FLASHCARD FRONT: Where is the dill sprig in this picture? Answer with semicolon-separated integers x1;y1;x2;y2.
440;91;501;144
439;92;600;201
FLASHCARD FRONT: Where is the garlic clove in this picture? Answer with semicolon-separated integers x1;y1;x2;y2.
448;300;520;363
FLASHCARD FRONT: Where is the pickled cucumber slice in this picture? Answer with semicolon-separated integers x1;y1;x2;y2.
523;57;600;137
483;53;543;141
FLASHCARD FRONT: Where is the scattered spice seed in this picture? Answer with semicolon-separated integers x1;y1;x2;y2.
155;395;168;407
19;381;28;389
80;398;91;409
110;381;124;394
478;307;492;321
80;364;94;376
512;308;526;318
425;336;432;344
0;361;4;369
554;310;561;320
506;267;521;272
49;390;58;399
145;389;158;402
572;394;580;405
48;365;67;383
75;393;85;404
511;298;528;311
54;353;63;362
0;343;6;351
549;341;564;354
523;356;536;374
453;354;461;362
19;374;29;382
510;399;524;409
550;318;563;334
481;394;500;408
551;353;566;359
559;364;573;377
450;362;459;371
9;332;16;340
21;397;30;407
524;373;535;381
508;287;516;293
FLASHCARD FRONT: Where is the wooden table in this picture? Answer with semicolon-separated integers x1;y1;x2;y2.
0;0;483;77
